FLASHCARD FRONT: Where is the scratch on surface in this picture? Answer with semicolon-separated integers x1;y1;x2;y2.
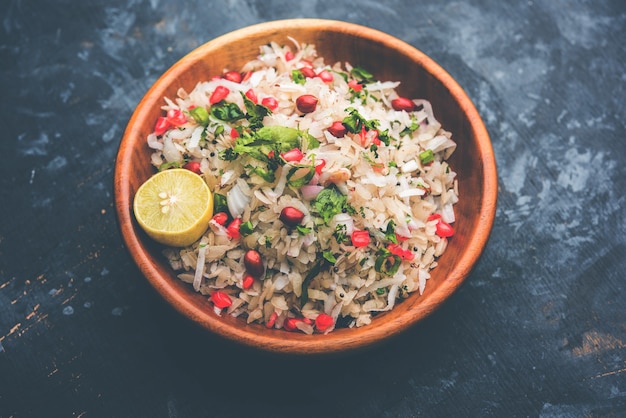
571;330;625;357
592;366;626;380
1;323;22;343
25;303;40;320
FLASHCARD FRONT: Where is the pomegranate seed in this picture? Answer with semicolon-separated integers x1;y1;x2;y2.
351;230;370;247
266;312;278;328
284;50;294;61
261;96;278;111
296;94;318;113
209;85;230;104
317;70;333;83
327;121;347;138
435;220;455;238
226;218;242;239
391;97;415;111
387;244;414;261
280;206;305;227
154;116;170;136
372;130;381;146
222;70;242;83
230;127;239;138
302;317;313;325
300;67;316;78
211;291;232;309
183;161;202;174
242;275;255;290
348;79;362;92
212;212;229;226
396;233;409;242
244;249;264;278
359;126;368;146
315;313;334;332
315;159;326;174
427;213;442;221
166;109;187;126
245;88;258;104
281;148;304;162
283;317;302;331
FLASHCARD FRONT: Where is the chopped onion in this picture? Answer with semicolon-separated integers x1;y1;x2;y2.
301;185;323;200
227;183;250;219
441;203;456;224
400;159;419;173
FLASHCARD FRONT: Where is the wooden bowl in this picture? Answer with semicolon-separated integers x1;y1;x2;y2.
114;19;497;355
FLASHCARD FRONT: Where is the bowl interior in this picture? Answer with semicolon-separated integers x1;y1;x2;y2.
114;19;497;354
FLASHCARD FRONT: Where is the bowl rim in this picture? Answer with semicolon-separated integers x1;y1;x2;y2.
114;18;498;355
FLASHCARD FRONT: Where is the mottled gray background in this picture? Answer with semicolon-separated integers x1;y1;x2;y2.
1;0;625;417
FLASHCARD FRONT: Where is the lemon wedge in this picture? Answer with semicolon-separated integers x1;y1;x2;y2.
133;168;213;247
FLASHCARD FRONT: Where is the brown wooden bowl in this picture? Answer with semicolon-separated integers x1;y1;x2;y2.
114;19;497;355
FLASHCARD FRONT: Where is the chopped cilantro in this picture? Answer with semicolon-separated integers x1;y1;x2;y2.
239;221;254;236
296;225;312;235
313;185;355;225
210;102;245;122
322;251;337;264
350;66;375;83
384;220;398;244
333;224;348;244
291;69;306;85
400;117;420;136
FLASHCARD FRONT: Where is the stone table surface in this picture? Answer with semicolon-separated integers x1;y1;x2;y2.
1;1;625;417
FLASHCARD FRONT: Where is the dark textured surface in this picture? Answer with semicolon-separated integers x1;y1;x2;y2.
1;1;625;417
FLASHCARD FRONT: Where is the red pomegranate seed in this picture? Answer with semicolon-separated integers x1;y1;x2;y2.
211;291;232;309
296;94;318;113
261;96;278;111
154;116;170;135
435;221;455;238
242;275;254;290
284;50;294;61
300;67;316;78
327;121;347;138
317;70;333;83
279;206;305;227
391;97;415;111
222;71;242;83
351;230;370;247
209;85;230;104
245;88;258;104
315;313;334;332
166;109;187;126
212;212;229;226
283;317;301;331
266;312;278;328
226;218;242;239
315;159;326;174
183;161;202;175
244;250;264;278
281;148;304;162
348;79;362;92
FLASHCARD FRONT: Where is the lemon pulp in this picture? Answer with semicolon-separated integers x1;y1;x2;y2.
133;168;213;247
